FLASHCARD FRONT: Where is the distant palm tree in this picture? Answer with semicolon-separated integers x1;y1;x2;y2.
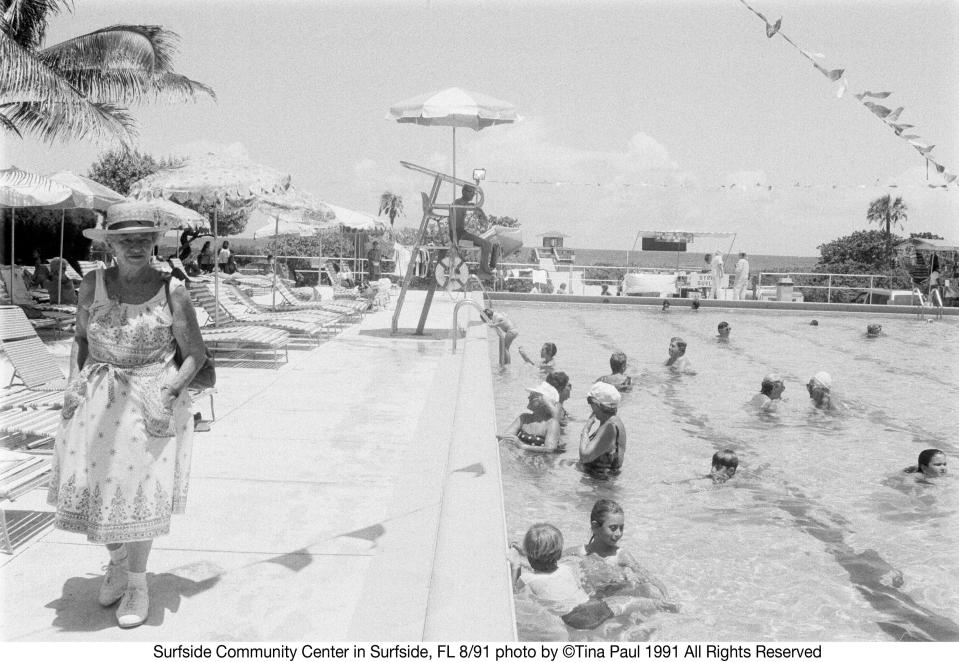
378;191;404;230
1;0;214;146
866;194;908;266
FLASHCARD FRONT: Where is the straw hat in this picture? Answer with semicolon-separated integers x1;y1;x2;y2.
82;201;173;240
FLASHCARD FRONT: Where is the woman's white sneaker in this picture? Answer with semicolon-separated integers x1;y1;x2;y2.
116;583;149;628
98;561;129;607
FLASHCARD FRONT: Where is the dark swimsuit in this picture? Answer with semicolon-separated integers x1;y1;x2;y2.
582;419;622;478
516;428;546;447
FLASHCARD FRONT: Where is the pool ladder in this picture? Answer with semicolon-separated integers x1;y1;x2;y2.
452;299;508;365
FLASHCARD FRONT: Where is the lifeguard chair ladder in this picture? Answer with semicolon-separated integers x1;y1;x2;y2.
391;161;488;335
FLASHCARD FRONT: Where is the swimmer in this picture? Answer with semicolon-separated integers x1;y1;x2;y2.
510;523;616;630
579;383;627;478
866;323;882;338
810;320;819;326
519;341;557;371
566;499;675;611
545;371;571;429
717;321;731;340
904;449;947;483
665;337;696;374
661;300;670;312
691;298;700;311
709;450;739;484
806;371;833;410
749;373;785;412
498;382;562;453
597;351;632;392
483;308;518;363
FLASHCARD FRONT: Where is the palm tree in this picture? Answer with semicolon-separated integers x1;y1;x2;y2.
1;0;214;147
378;191;404;230
866;194;908;267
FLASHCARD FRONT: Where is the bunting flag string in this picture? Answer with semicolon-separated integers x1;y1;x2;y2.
481;179;954;191
737;0;956;186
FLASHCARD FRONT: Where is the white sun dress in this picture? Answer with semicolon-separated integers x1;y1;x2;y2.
48;270;194;543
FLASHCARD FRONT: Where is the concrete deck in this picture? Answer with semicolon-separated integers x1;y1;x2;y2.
0;290;515;641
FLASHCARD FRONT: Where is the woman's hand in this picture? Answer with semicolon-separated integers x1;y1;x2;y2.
160;385;180;411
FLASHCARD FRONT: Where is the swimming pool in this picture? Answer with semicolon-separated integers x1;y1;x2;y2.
489;303;958;642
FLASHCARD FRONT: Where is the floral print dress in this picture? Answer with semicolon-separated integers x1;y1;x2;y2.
48;270;194;543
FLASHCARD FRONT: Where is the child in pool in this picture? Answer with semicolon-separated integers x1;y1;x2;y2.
566;500;677;612
509;523;618;629
904;448;947;484
665;337;696;374
519;341;557;371
709;450;739;484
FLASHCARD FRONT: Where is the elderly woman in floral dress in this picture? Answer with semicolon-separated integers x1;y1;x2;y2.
48;201;206;628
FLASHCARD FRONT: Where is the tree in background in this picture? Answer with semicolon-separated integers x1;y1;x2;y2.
865;194;908;267
910;232;944;240
378;191;404;230
87;148;179;194
1;0;213;146
468;214;520;236
814;229;913;302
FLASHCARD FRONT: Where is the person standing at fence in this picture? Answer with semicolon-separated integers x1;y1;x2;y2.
366;240;383;284
734;252;750;300
710;251;724;299
217;240;231;273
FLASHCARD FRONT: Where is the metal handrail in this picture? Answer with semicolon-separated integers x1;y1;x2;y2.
452;299;505;361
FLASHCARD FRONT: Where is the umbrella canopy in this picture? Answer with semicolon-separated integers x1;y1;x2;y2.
481;225;523;257
0;167;73;207
323;203;388;232
232;208;316;239
388;87;517;180
147;198;209;230
128;151;292;205
46;172;125;211
388;87;518;130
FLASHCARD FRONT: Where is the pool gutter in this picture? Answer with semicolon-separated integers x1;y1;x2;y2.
488;292;959;316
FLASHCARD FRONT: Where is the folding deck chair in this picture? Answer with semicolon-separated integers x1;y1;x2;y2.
0;449;53;553
221;281;349;329
0;305;68;415
199;326;290;369
0;269;75;332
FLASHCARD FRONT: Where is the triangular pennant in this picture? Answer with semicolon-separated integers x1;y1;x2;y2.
854;91;892;100
836;78;848;98
886;107;904;122
864;101;892;118
900;134;921;140
889;122;914;135
814;63;845;81
910;142;935;155
945;173;957;183
766;18;782;38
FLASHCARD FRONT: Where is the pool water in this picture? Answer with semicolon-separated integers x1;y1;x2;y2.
489;303;958;642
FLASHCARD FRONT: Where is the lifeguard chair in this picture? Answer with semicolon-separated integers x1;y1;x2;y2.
391;161;489;335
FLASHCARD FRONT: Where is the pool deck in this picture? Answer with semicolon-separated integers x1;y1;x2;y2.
0;290;516;641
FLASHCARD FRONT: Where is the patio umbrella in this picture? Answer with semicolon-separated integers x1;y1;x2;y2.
388;87;517;180
323;203;388;232
0;167;73;297
46;172;126;301
149;198;209;231
128;151;293;324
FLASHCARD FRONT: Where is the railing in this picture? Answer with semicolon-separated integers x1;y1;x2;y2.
452;299;507;364
757;272;892;303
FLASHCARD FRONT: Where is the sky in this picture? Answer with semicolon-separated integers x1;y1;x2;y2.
2;0;958;255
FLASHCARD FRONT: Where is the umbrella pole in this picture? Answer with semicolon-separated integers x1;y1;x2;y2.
452;126;456;182
58;209;66;305
272;215;278;309
214;204;219;327
10;208;15;297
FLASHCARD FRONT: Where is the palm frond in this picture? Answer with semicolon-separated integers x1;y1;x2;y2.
1;100;135;147
37;25;214;104
1;0;70;50
0;109;23;136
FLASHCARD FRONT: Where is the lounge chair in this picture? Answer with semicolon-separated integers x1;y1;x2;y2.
219;282;346;330
226;277;363;322
0;305;69;395
187;282;329;347
0;449;53;553
200;325;290;369
0;268;76;332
